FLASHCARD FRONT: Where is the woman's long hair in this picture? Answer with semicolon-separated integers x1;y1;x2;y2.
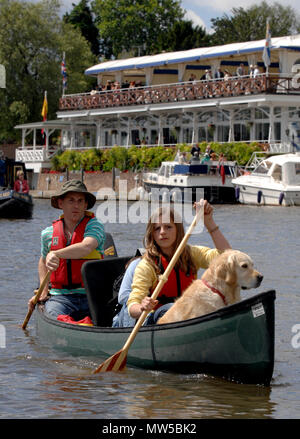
143;206;197;275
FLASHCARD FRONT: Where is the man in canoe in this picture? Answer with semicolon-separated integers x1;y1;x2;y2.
28;180;105;320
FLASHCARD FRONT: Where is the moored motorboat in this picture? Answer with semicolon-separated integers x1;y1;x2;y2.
0;189;33;218
142;159;239;204
232;153;300;206
36;256;275;385
0;155;33;218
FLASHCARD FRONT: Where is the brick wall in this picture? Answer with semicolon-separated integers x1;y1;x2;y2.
37;171;142;194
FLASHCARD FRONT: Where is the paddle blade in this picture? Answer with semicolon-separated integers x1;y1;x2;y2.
93;349;127;373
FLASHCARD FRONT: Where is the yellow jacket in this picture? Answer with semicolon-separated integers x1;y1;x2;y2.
127;245;222;312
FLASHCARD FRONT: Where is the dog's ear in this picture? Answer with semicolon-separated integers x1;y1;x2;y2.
215;253;237;285
225;253;237;285
215;262;227;281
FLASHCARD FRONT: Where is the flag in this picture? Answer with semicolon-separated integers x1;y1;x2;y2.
61;52;67;93
262;19;271;69
41;91;48;143
41;91;48;121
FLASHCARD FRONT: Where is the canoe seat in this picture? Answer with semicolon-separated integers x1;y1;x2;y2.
82;256;132;327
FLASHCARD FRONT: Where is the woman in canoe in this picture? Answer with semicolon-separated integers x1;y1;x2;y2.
124;199;231;325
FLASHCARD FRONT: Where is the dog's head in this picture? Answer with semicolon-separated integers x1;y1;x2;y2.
212;249;263;289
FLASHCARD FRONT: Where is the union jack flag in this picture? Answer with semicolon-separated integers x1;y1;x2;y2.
61;52;67;93
262;19;271;69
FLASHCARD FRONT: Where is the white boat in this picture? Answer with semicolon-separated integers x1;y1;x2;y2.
143;158;239;203
232;153;300;206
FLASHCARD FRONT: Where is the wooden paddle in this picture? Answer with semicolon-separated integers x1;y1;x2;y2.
22;271;50;330
93;206;203;373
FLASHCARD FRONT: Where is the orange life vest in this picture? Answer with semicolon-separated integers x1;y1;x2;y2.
50;212;103;290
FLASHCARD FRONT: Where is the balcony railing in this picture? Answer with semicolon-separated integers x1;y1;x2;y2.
59;74;300;112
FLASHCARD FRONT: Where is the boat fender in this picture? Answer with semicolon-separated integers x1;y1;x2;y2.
279;192;284;205
257;190;262;204
235;187;240;200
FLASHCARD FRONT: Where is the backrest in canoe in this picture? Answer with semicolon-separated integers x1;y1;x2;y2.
82;256;132;327
103;232;118;258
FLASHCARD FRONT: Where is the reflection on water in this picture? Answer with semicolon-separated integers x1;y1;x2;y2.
0;200;300;418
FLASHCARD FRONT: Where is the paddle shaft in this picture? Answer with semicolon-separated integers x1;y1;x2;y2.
22;271;50;330
121;207;203;354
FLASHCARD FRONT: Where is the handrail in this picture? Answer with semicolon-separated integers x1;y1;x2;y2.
59;73;300;112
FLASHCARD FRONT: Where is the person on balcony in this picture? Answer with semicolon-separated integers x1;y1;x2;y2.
253;65;260;78
236;63;246;77
214;68;224;79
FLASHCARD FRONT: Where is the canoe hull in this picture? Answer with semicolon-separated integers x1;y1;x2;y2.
36;289;275;385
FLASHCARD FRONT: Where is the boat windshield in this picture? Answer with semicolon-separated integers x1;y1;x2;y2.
158;165;165;176
271;164;282;181
253;160;272;175
295;163;300;183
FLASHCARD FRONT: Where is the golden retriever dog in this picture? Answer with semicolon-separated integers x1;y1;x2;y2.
158;249;263;324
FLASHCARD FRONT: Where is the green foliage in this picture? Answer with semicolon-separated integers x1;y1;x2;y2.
160;20;211;52
91;0;184;58
64;0;100;56
50;143;260;171
211;1;298;44
81;148;103;170
0;0;96;142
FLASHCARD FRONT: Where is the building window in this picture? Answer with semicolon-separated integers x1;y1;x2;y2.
274;122;281;142
255;123;269;141
217;125;230;142
234;124;249;141
183;127;193;143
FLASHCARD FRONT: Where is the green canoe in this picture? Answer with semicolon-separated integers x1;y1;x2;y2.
36;256;275;386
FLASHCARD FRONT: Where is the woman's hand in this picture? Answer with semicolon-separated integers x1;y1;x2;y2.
194;199;214;228
129;296;159;319
140;296;158;313
194;198;231;250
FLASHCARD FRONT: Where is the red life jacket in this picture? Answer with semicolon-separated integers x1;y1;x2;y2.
50;212;103;290
153;255;195;307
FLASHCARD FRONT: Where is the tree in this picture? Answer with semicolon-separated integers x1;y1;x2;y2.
64;0;100;56
91;0;184;58
210;1;299;45
160;19;211;52
0;0;96;142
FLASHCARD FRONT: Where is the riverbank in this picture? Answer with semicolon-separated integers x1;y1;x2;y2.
31;170;143;200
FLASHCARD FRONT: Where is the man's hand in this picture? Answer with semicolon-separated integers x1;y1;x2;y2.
45;251;60;271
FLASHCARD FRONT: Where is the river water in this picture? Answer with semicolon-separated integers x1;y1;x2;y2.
0;199;299;420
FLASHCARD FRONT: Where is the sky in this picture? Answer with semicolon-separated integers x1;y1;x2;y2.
26;0;300;34
181;0;300;32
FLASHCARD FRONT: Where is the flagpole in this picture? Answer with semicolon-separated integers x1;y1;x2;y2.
62;52;66;97
263;18;271;78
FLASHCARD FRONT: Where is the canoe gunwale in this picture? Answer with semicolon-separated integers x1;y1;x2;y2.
37;289;276;334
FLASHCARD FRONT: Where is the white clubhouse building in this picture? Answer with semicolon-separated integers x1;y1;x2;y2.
16;34;300;174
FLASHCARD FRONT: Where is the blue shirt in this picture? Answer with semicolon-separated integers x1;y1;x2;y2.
118;258;141;304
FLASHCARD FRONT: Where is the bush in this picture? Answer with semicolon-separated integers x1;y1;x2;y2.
50;142;262;172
